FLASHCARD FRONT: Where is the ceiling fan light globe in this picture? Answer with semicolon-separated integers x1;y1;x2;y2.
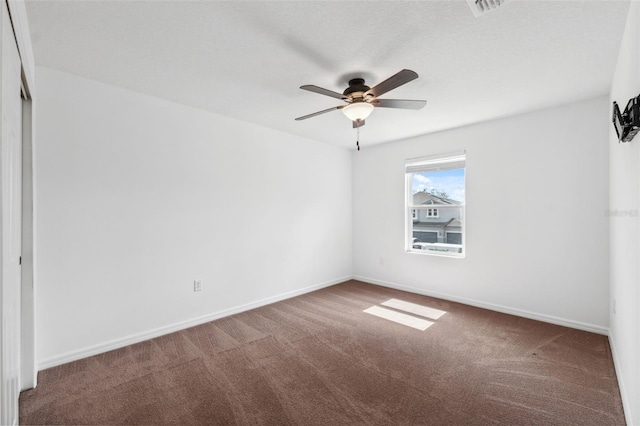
343;102;374;121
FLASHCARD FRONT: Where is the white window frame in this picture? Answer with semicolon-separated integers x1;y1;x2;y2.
427;208;439;218
405;151;466;258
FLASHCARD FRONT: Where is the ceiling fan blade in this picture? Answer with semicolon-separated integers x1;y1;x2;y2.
300;85;348;100
295;105;344;121
352;119;366;128
367;69;419;98
373;99;427;110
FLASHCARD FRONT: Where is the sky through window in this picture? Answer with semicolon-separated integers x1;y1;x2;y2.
411;168;465;202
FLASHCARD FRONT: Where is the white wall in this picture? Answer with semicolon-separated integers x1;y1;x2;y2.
353;97;609;333
609;2;640;424
34;67;352;367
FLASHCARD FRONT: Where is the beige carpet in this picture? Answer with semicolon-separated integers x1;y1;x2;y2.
20;280;625;425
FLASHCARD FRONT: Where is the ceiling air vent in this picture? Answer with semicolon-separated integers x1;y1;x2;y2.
467;0;509;17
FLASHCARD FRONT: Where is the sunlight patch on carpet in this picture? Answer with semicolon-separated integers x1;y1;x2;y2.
381;298;447;320
363;306;434;330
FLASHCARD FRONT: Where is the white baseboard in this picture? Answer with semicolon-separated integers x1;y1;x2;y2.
608;331;633;426
38;276;350;370
353;275;609;335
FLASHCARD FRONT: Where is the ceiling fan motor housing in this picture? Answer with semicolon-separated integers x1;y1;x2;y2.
343;78;371;100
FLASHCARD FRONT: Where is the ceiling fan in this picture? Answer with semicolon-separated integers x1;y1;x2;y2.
295;69;427;130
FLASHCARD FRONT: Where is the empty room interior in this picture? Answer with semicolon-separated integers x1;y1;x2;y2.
1;0;640;424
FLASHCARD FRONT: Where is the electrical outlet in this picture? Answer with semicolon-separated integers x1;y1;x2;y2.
194;280;202;292
613;299;616;314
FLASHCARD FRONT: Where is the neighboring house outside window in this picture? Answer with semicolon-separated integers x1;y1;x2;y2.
405;151;466;257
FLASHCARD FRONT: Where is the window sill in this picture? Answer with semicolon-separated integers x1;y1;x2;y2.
407;244;465;258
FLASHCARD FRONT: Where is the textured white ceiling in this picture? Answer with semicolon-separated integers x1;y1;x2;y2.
26;0;629;150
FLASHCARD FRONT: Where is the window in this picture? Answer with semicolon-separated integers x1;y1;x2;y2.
405;151;465;257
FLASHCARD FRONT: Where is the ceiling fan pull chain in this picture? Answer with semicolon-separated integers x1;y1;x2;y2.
356;124;360;151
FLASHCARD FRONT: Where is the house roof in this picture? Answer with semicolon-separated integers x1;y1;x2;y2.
413;191;461;206
24;1;629;149
413;220;462;230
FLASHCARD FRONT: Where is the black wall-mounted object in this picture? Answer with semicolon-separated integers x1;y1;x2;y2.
612;96;640;143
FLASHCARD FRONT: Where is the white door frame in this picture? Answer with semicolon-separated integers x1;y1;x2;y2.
1;1;25;422
5;0;36;393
